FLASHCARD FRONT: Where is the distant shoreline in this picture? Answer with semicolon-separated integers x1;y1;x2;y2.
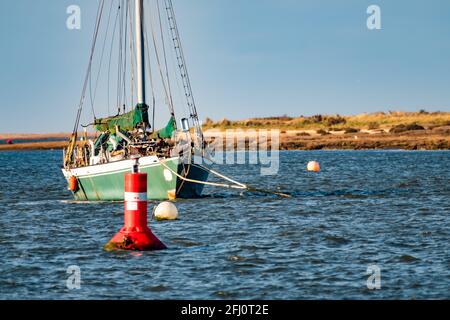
1;130;448;151
1;112;449;151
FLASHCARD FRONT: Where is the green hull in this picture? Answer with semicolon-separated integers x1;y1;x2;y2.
65;158;208;201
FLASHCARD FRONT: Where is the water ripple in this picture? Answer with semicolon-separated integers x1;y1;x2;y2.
0;150;448;299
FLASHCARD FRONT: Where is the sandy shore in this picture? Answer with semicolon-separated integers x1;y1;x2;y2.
204;128;450;150
277;129;450;150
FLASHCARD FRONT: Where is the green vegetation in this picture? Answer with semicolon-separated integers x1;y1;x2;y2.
344;127;360;134
389;123;425;133
202;111;450;131
316;129;330;136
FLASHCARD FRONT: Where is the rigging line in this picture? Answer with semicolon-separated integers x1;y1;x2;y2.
164;0;205;150
143;11;156;131
164;0;198;119
117;0;126;114
87;0;105;119
122;1;129;112
107;1;121;115
72;0;105;134
116;0;124;110
156;0;174;110
128;0;136;108
164;0;203;146
90;0;115;111
163;4;189;121
148;3;175;117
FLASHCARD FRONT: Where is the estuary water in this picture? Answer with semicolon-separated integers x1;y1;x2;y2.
0;150;448;299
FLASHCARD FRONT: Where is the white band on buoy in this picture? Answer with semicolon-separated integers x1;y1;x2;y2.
126;201;138;211
124;192;147;202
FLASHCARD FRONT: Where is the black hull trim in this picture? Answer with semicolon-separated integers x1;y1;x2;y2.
176;163;209;198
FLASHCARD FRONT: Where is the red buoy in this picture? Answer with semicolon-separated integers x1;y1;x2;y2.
104;165;166;251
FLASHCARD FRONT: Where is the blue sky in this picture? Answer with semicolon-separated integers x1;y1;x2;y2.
1;0;449;133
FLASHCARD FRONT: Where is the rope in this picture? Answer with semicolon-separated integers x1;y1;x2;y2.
116;0;124;110
157;158;291;198
66;0;105;167
122;2;129;111
197;149;291;197
197;163;291;198
73;0;105;133
90;0;114;111
148;3;175;117
158;159;246;190
200;166;246;189
163;6;189;122
163;0;204;147
107;1;121;115
175;140;193;194
128;0;135;108
143;24;156;130
157;0;174;110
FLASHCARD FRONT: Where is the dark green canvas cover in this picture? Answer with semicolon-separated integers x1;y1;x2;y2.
94;104;149;133
150;116;176;139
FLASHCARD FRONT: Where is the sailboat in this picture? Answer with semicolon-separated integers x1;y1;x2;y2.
62;0;209;201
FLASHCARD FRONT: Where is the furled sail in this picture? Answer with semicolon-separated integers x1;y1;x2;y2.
150;116;176;139
94;104;149;133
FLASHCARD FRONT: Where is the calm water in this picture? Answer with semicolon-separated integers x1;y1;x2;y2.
0;150;448;299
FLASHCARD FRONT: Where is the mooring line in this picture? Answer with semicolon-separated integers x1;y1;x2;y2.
157;158;291;198
158;160;246;190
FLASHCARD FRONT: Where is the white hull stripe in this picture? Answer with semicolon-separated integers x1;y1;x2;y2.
124;192;147;202
62;156;180;179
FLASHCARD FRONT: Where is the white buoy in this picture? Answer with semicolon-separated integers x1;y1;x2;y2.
154;201;179;221
307;161;320;172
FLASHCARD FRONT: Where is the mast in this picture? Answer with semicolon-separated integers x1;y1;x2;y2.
135;0;149;126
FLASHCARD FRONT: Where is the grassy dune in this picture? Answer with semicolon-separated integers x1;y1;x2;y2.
202;111;450;150
203;111;450;131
